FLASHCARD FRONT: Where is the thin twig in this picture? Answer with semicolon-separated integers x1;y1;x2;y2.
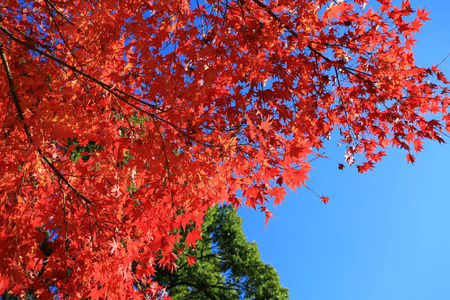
57;179;69;251
436;52;450;68
44;0;74;26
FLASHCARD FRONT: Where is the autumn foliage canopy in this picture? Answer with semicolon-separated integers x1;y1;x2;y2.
0;0;448;298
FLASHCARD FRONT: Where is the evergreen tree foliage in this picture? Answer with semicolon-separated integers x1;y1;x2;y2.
154;205;289;300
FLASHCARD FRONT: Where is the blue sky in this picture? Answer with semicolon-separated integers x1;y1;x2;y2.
238;1;450;299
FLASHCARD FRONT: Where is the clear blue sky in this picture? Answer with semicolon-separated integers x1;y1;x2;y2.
239;1;450;299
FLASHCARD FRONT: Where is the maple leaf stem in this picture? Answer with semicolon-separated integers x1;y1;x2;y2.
304;184;319;197
308;152;326;163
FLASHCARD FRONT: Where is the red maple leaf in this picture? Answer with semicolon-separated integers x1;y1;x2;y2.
259;206;274;230
187;256;196;266
185;228;203;249
416;8;432;21
269;187;288;206
406;153;416;164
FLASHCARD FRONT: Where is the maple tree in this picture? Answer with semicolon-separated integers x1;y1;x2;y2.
0;0;449;298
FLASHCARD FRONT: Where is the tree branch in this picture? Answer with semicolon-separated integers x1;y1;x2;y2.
0;41;32;141
40;154;93;205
